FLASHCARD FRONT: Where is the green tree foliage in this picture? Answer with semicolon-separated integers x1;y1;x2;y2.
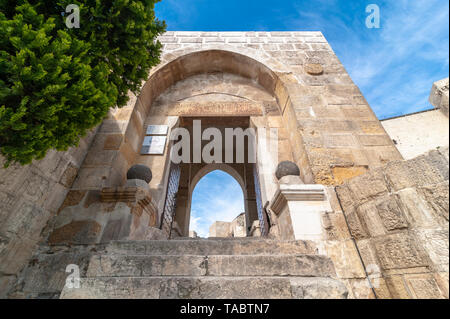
0;0;165;166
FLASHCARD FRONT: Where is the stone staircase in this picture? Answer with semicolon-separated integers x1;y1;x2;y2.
60;238;348;299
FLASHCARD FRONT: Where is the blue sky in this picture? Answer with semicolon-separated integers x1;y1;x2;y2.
190;170;245;237
155;1;449;236
156;0;449;119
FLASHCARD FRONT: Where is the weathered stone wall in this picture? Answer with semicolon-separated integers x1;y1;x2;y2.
209;213;246;238
152;32;402;186
67;31;402;208
0;31;432;299
381;109;449;160
335;147;449;298
0;129;98;297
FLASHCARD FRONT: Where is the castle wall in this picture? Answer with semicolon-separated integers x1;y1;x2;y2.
1;31;441;299
381;109;449;160
0;129;97;297
335;147;449;298
68;31;402;204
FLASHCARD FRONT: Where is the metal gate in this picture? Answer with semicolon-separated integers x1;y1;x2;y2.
253;164;269;236
160;162;181;237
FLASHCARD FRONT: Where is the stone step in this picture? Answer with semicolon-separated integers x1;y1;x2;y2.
106;239;318;256
86;254;336;277
60;276;348;299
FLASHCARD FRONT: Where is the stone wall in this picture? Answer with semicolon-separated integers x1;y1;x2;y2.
67;31;402;210
335;147;449;298
209;213;246;238
0;129;98;297
381;109;449;160
152;32;403;186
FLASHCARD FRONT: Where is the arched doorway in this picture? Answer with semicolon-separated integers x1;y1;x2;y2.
130;49;300;239
189;169;245;238
160;117;264;238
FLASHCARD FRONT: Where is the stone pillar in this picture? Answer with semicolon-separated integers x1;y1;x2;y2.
269;161;332;240
269;176;332;240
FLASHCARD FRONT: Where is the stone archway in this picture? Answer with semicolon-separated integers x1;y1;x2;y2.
182;164;247;238
104;47;315;195
162;116;265;238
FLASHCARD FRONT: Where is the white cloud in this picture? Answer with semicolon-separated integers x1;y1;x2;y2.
287;0;449;118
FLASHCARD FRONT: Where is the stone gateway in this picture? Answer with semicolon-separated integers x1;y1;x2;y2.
0;32;448;299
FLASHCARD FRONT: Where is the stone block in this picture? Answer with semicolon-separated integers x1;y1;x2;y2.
207;255;336;277
324;240;366;279
370;277;392;299
404;274;446;299
290;277;348;299
0;202;51;241
332;166;368;185
57;190;87;213
71;167;111;189
59;163;78;188
357;201;387;237
335;185;354;211
384;275;412;299
384;160;415;191
323;133;359;148
357;121;387;134
341;105;373;119
321;212;351;240
363;146;403;167
108;239;317;256
17;170;51;206
425;150;449;180
355;239;380;275
87;255;207;277
61;277;294;299
42;183;69;214
414;229;449;270
434;272;449;299
346;169;388;203
397;188;439;227
372;232;428;270
209;221;231;237
347;279;376;299
357;134;392;147
103;134;124;150
374;195;408;231
0;275;16;298
20;250;92;296
345;210;369;239
419;182;449;223
100;218;131;243
48;220;102;245
408;154;447;187
0;236;36;275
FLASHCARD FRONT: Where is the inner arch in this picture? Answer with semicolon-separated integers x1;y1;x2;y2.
189;169;245;238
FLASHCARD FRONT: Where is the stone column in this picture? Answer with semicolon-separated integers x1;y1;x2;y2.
269;162;332;241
